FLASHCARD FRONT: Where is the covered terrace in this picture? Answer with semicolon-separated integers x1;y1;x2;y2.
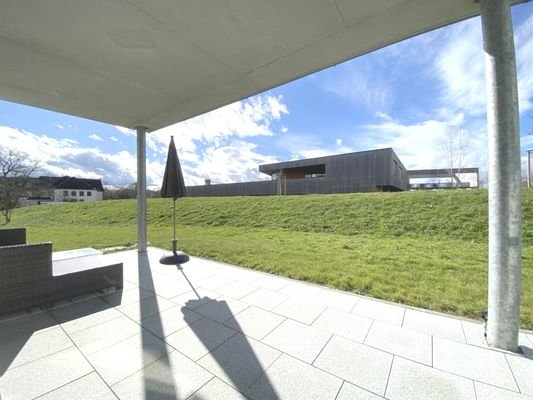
0;0;531;398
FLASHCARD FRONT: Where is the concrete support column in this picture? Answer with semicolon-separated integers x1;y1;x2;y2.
480;0;522;352
136;126;148;253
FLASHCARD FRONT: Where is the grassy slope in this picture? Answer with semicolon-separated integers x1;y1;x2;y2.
9;189;533;328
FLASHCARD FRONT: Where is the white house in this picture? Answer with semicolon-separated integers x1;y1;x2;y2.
51;177;104;202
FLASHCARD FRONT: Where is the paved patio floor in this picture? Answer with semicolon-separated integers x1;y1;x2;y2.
1;247;532;400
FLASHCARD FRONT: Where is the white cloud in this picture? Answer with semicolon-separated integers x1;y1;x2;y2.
357;116;487;173
114;126;135;136
515;13;533;114
335;138;343;146
184;140;277;185
149;94;289;185
0;126;147;186
0;94;290;188
434;20;486;116
110;136;119;142
54;123;65;130
433;14;533;116
320;62;392;111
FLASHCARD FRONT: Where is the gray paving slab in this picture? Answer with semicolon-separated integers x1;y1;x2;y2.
69;314;141;355
193;297;249;323
314;335;392;396
433;337;518;391
0;347;93;400
165;317;237;361
240;288;289;311
86;331;169;386
215;281;259;299
461;320;488;347
278;281;323;299
312;308;372;343
37;372;118;400
198;333;281;392
365;321;432;365
228;270;265;284
336;381;386;400
195;275;235;291
118;279;139;291
0;312;56;342
140;305;203;339
352;298;405;326
386;356;476;400
223;306;285;340
111;350;213;400
313;289;359;313
139;278;192;300
271;297;326;324
171;289;220;308
117;295;177;322
0;326;73;371
462;320;532;350
245;354;342;400
51;298;123;334
254;275;290;291
474;381;533;400
403;309;466;342
100;287;154;307
187;378;249;400
262;319;331;363
506;354;533;395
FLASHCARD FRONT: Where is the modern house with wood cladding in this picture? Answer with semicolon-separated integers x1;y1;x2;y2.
186;148;409;196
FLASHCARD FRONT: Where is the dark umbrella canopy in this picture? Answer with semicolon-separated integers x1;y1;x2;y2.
161;136;186;200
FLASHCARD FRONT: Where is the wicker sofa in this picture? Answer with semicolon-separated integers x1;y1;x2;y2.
0;227;26;246
0;230;123;315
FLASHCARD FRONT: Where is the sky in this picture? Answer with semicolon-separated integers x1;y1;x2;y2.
1;3;533;189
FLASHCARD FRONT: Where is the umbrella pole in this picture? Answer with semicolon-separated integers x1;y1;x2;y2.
172;198;177;253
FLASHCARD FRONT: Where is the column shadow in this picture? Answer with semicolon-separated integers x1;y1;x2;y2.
136;252;178;399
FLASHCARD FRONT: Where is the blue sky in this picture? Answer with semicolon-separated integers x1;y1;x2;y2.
1;3;533;188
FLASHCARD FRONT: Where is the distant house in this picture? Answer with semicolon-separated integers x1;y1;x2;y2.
19;176;104;205
51;177;104;202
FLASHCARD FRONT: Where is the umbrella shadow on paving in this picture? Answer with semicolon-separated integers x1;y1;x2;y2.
179;267;280;399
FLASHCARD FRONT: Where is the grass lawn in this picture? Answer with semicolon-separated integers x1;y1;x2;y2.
7;189;533;328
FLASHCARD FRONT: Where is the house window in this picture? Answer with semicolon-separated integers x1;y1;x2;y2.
71;191;76;196
79;191;84;196
86;191;92;196
63;191;68;196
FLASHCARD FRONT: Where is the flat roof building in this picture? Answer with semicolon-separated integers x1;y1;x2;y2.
187;148;409;196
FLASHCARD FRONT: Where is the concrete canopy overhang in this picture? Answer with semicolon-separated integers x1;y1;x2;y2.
0;0;525;131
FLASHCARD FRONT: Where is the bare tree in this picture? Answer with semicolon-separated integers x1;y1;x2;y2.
0;148;39;224
439;125;470;188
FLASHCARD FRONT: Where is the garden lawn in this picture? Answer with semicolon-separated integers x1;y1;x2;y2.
9;189;533;328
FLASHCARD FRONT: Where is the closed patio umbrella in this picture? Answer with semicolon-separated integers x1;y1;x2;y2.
159;136;189;265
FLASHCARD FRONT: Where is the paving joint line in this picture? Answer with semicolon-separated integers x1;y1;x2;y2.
311;333;334;365
333;380;346;400
383;354;395;398
55;318;120;398
503;352;522;393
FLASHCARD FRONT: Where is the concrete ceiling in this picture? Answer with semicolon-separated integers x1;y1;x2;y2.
0;1;524;132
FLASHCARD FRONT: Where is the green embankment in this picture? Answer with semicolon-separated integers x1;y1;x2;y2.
8;189;533;328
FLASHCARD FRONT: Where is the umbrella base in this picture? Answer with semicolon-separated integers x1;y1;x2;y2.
159;251;190;265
